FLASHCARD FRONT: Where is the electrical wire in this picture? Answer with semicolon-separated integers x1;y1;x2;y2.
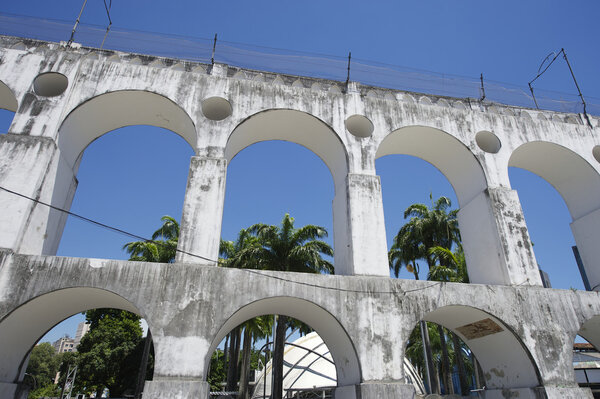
0;185;215;263
0;184;443;296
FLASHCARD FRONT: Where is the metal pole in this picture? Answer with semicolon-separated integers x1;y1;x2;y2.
271;315;277;399
562;48;592;126
67;0;88;46
345;52;351;90
528;83;539;109
479;73;486;102
211;34;218;66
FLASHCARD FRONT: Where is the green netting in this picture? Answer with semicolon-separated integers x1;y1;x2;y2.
1;12;598;116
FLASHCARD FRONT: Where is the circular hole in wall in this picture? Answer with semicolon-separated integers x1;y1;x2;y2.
33;72;68;97
345;114;374;138
475;131;502;154
593;145;600;164
201;96;232;121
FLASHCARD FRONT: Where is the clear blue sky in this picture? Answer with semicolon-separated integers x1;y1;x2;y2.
0;1;598;344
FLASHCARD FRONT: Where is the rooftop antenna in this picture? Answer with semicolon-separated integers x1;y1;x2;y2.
528;48;591;127
67;0;88;46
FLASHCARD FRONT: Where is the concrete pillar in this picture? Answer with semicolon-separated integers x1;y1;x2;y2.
334;383;416;399
458;187;543;286
176;156;227;264
143;380;210;399
144;334;212;399
0;134;76;255
571;207;600;291
333;173;389;276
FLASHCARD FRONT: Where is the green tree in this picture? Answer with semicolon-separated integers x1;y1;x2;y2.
390;195;462;394
25;342;59;389
76;309;144;397
240;214;333;399
123;215;179;263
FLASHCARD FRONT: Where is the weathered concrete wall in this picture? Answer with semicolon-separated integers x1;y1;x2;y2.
1;36;598;284
0;252;597;398
0;36;599;398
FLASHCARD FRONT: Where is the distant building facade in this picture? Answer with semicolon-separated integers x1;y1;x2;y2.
52;322;89;354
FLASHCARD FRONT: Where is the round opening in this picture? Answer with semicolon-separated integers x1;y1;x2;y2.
201;96;232;121
475;131;501;154
345;114;374;138
33;72;68;97
593;145;600;164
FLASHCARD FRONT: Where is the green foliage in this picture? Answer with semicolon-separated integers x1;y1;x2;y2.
123;215;179;263
25;342;59;389
25;343;80;399
27;383;60;399
389;195;460;279
75;309;144;396
208;349;227;391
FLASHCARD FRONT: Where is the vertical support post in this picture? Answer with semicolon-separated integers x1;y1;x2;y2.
333;173;389;276
479;73;486;102
177;156;227;264
458;187;543;286
211;34;218;66
0;135;76;255
345;52;351;92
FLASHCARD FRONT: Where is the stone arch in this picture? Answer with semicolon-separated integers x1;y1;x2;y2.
225;109;348;189
0;79;18;112
418;305;542;391
0;287;149;386
509;141;600;221
375;126;487;207
509;141;600;290
58;90;196;170
207;296;361;387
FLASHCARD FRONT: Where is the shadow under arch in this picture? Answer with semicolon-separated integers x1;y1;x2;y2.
57;90;197;170
0;287;149;385
0;79;18;112
375;126;487;206
225;109;348;190
419;304;542;390
509;141;600;221
206;296;361;387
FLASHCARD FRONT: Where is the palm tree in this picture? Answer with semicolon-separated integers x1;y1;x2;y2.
390;195;462;395
219;229;268;398
235;214;332;399
123;216;179;263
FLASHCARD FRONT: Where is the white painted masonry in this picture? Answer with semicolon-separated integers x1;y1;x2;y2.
0;36;600;398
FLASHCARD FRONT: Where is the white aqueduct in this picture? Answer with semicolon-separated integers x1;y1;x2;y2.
1;35;600;398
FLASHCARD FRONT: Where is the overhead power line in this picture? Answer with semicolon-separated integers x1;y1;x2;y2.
0;184;444;296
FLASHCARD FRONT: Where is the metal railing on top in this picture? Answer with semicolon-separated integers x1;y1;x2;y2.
1;12;599;117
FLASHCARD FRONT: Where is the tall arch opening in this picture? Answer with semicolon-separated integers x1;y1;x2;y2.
376;126;487;283
206;297;361;398
407;305;541;396
223;110;347;273
0;288;154;398
509;141;600;290
50;91;196;259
